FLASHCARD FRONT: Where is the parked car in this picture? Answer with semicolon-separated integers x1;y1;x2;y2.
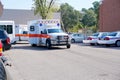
83;32;109;45
0;59;7;80
97;31;120;47
0;40;7;80
0;41;12;80
0;29;11;51
70;33;84;43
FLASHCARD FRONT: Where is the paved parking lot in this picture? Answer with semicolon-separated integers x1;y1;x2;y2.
4;41;120;80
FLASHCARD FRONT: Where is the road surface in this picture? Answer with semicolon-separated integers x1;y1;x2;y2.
4;41;120;80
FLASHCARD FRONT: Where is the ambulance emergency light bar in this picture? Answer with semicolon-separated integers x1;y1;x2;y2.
39;20;60;27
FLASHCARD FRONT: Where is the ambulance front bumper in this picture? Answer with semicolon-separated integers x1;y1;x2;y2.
51;40;71;46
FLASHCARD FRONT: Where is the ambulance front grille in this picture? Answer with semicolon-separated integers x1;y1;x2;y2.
57;36;62;40
57;36;68;41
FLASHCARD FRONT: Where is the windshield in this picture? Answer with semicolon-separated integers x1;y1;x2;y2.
92;33;99;36
108;32;117;36
48;29;63;33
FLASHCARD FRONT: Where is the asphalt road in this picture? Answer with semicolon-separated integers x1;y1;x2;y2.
4;41;120;80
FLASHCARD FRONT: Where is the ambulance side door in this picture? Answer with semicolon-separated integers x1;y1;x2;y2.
41;29;47;45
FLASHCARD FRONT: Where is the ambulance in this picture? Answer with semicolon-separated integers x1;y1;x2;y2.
0;21;18;44
15;25;28;41
28;19;71;48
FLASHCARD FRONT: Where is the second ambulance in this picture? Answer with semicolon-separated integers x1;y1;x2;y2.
28;19;71;49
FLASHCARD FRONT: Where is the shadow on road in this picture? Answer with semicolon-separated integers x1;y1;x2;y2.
11;44;67;51
77;43;120;50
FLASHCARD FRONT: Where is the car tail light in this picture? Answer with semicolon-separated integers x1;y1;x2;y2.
104;37;110;40
6;38;10;44
0;41;2;56
87;37;93;40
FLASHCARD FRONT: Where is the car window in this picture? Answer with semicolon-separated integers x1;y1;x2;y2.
108;32;117;36
48;29;63;33
0;30;5;38
92;33;99;36
101;33;108;38
73;34;77;37
23;31;28;34
78;34;83;37
118;33;120;36
43;29;47;34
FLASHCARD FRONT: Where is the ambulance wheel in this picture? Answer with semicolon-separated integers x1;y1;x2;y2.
31;44;36;47
46;40;51;49
66;44;71;48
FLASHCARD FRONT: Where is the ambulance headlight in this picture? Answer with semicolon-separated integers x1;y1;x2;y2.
50;36;56;40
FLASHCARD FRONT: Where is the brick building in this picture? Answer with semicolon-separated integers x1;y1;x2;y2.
99;0;120;32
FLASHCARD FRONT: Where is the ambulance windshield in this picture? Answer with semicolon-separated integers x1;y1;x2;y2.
48;29;63;33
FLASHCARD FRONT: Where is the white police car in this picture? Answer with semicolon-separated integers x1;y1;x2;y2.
97;31;120;47
83;32;109;45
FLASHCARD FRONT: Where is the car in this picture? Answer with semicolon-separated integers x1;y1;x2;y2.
83;32;109;45
0;59;7;80
0;29;11;51
0;40;12;80
97;31;120;47
70;33;84;43
0;40;7;80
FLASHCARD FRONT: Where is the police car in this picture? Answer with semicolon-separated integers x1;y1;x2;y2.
83;32;109;45
97;31;120;47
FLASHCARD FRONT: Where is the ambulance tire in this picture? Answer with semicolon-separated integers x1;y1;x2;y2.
66;44;71;49
0;61;7;80
46;40;51;49
31;44;37;47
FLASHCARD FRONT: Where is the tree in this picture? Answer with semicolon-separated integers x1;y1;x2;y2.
81;9;96;27
90;1;100;30
59;3;82;32
33;0;58;19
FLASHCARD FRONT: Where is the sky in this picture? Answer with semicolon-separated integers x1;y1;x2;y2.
1;0;100;11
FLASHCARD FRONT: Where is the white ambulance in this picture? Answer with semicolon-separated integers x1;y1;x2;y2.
28;19;71;48
15;25;28;41
0;21;18;44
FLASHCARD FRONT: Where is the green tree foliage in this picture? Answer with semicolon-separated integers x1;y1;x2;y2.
59;3;82;32
81;8;97;27
33;0;58;19
80;1;100;32
89;1;100;30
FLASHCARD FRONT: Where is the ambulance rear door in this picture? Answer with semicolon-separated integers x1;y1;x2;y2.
29;23;39;45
